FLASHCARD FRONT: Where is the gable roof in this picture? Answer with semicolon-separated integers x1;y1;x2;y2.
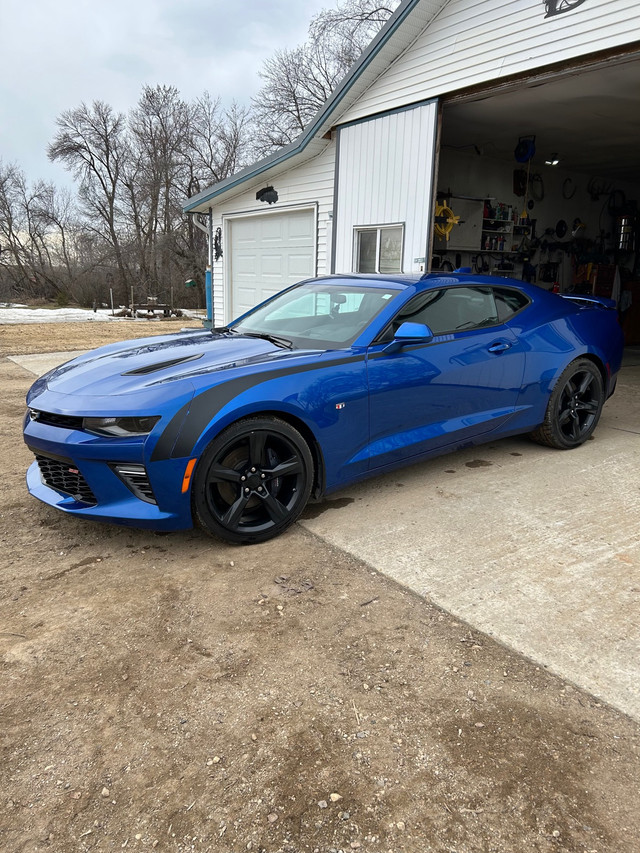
184;0;450;214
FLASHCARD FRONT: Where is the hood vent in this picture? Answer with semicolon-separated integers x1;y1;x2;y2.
123;353;204;376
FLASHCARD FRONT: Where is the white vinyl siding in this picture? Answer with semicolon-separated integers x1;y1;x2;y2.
333;102;438;275
339;0;640;124
210;141;336;324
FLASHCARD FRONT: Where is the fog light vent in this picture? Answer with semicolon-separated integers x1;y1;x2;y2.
113;464;157;504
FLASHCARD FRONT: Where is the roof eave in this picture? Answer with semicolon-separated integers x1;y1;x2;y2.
183;0;429;214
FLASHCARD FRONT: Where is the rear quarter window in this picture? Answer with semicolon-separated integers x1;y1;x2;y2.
494;287;530;322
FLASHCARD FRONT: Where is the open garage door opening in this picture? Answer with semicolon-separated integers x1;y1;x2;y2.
434;54;640;344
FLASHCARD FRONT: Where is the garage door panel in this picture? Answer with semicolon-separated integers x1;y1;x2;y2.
288;254;315;277
233;253;259;275
232;219;257;241
230;210;315;318
262;287;284;302
261;218;286;241
261;254;284;276
288;215;315;240
237;287;258;308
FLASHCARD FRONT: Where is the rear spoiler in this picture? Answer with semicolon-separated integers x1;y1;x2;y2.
560;294;617;310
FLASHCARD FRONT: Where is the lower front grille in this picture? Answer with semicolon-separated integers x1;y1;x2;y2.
33;452;97;505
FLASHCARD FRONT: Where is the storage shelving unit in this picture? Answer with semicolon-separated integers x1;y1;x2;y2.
481;218;531;252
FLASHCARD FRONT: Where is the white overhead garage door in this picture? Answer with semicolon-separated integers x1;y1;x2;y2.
228;208;316;318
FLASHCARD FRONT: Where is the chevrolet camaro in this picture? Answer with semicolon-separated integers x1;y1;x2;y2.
23;272;624;544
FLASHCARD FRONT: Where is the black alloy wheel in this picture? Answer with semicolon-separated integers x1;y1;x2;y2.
192;417;314;544
531;358;605;449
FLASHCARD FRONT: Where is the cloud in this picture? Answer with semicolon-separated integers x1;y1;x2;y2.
0;0;329;184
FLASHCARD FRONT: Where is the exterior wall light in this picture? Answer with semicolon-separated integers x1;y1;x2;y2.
256;186;278;204
545;154;560;166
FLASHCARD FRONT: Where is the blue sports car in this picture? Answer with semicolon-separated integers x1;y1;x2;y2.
23;272;624;544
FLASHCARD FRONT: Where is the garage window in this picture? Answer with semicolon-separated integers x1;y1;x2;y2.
355;225;404;274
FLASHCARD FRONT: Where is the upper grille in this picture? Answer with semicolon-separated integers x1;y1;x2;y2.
33;452;97;505
29;410;84;430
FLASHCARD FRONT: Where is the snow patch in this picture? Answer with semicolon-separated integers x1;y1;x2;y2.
0;306;206;325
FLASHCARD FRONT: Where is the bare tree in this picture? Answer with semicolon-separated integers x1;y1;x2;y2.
180;95;252;295
309;0;398;52
0;161;83;300
48;101;130;301
125;85;192;292
4;2;399;307
251;0;399;155
45;87;252;306
187;95;251;191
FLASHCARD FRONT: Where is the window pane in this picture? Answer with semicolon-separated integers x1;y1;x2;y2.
390;287;498;335
494;287;530;321
456;288;497;329
379;226;403;273
232;282;401;348
357;230;377;273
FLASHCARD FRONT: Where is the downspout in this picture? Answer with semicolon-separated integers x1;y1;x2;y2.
191;208;214;329
206;206;213;329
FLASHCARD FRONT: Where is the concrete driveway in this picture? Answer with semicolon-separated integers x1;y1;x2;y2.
12;349;640;721
300;350;640;721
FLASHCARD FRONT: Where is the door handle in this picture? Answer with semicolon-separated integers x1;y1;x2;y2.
488;341;512;353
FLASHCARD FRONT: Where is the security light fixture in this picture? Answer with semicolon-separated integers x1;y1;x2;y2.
545;154;560;166
256;186;278;204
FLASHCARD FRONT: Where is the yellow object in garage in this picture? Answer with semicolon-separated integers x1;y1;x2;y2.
434;202;461;241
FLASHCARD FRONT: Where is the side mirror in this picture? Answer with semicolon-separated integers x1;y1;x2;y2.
384;321;433;353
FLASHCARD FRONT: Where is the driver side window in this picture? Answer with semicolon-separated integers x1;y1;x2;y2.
384;286;500;339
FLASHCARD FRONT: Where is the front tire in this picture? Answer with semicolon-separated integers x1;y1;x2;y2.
192;417;314;544
530;358;604;449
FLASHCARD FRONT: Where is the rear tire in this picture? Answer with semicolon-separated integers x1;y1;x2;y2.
192;417;314;544
530;358;604;449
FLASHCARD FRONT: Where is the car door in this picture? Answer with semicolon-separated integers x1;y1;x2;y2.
365;285;527;469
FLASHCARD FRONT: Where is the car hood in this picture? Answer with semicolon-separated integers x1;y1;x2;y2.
28;330;315;400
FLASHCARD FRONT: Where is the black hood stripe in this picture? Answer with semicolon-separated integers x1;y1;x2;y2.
150;354;363;462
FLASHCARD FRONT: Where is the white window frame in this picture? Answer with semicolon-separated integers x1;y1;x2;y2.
353;223;405;274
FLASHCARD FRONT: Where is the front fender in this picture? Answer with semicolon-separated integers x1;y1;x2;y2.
156;356;370;491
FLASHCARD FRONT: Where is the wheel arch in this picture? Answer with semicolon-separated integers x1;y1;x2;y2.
251;409;326;499
576;351;608;393
548;350;607;395
530;352;607;449
194;407;326;500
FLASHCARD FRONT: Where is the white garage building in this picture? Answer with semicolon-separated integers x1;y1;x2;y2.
184;0;640;338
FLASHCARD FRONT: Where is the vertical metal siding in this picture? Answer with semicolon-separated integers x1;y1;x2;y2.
340;0;640;124
334;102;438;274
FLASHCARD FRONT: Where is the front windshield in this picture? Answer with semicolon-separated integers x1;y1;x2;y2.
230;281;402;349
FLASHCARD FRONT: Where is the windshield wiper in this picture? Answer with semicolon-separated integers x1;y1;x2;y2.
236;331;293;349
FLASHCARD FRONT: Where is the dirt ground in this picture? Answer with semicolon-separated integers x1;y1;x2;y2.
1;320;639;853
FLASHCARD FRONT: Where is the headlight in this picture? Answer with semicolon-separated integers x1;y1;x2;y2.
83;416;160;437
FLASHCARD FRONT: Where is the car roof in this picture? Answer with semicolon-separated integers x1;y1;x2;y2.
307;272;532;291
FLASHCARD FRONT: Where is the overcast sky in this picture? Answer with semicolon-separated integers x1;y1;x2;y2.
0;0;330;187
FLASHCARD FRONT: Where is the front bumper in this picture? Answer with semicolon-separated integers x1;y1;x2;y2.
24;420;195;532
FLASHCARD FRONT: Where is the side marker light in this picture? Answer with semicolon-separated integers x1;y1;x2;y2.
181;458;197;493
